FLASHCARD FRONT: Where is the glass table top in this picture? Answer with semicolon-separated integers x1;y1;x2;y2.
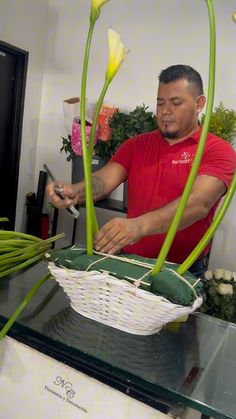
0;262;236;418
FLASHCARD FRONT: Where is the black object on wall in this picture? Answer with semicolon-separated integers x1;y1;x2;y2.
0;41;28;230
26;170;48;238
71;155;109;184
36;170;47;211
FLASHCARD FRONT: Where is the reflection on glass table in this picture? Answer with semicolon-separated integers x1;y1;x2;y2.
0;262;236;418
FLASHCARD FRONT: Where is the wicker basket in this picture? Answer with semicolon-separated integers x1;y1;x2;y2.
48;261;202;335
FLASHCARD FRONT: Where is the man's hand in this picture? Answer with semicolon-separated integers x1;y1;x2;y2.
94;217;143;254
46;182;82;208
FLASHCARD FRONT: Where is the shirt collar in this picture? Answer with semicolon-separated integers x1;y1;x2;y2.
158;126;202;145
191;126;202;142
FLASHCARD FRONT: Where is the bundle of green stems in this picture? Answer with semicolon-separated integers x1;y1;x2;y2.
0;222;65;340
0;229;65;279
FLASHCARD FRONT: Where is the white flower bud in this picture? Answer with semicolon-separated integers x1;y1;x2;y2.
222;270;233;281
204;270;213;280
213;268;225;280
217;283;233;295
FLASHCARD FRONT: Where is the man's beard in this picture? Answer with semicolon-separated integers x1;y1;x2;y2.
159;127;180;139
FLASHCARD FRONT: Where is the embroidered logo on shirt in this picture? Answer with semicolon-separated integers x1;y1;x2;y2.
172;152;193;165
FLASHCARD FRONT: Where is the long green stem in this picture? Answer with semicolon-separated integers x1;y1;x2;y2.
80;20;96;255
0;248;48;267
0;273;51;340
80;24;110;253
0;264;13;272
0;232;65;261
0;231;42;242
0;243;42;262
0;243;25;253
87;80;111;236
0;251;48;279
88;80;110;156
0;248;20;254
178;172;236;275
152;0;216;275
80;22;95;163
0;239;36;248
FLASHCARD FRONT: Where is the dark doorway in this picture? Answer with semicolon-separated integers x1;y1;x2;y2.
0;41;28;230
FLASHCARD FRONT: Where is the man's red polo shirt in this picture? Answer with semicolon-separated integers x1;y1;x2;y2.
110;128;236;263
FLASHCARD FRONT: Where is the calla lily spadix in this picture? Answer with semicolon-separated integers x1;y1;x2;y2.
90;0;110;22
105;29;129;83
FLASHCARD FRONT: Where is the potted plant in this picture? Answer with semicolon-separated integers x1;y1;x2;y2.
201;102;236;144
60;104;157;183
61;101;236;183
94;104;157;159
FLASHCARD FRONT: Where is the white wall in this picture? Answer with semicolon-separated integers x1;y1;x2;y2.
209;195;236;272
209;139;236;272
35;0;236;264
0;0;50;230
1;0;235;267
36;0;236;185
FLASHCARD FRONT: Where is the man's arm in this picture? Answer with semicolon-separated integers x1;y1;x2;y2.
46;162;127;209
94;174;226;254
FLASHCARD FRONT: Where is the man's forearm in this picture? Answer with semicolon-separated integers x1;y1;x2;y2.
137;195;209;236
93;175;226;255
137;174;226;236
75;174;108;204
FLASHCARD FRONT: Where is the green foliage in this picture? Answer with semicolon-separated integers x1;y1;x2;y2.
95;104;157;158
61;102;236;161
60;105;157;161
60;135;73;161
201;102;236;142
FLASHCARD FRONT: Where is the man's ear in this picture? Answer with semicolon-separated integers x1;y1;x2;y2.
196;95;206;114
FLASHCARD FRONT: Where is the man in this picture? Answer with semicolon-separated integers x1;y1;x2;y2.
47;65;236;277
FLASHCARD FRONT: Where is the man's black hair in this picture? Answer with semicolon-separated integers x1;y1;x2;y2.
159;65;204;95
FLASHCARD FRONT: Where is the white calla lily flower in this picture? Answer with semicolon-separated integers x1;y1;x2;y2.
106;29;128;82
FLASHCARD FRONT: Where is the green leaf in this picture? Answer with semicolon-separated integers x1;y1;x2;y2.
201;101;236;142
